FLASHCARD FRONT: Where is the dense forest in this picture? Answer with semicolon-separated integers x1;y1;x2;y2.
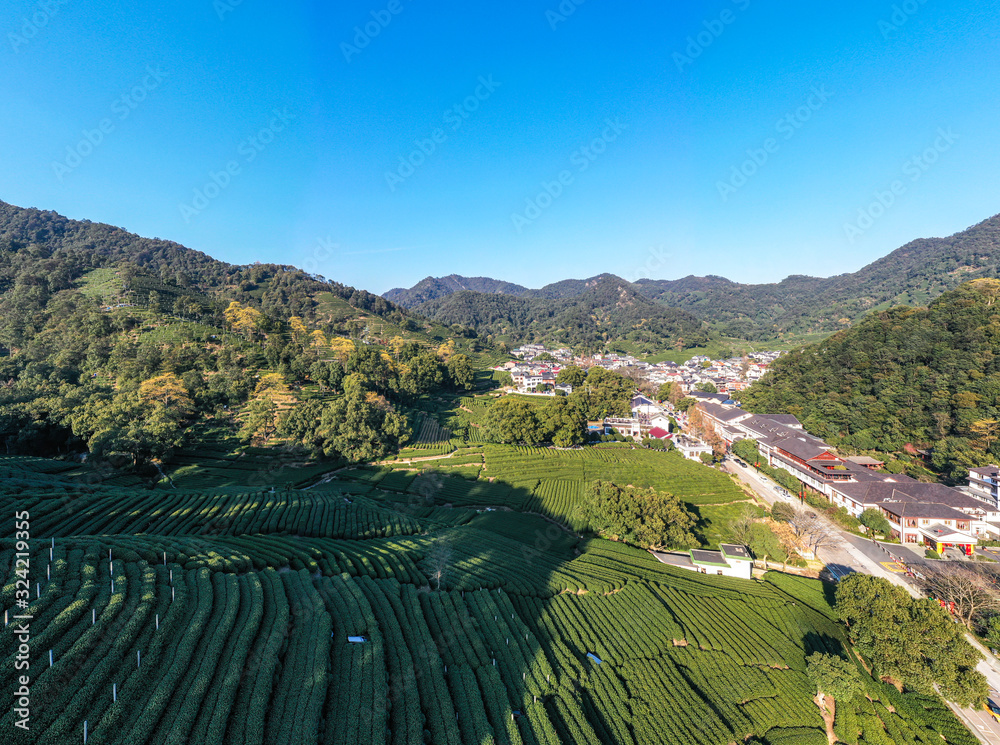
739;279;1000;482
387;213;1000;341
412;275;709;353
0;200;480;476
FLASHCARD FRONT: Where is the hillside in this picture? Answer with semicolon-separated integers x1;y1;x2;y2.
0;200;498;473
387;213;1000;340
384;274;530;307
413;275;709;352
738;279;1000;483
0;449;981;745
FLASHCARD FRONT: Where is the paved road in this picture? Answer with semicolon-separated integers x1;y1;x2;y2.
723;458;1000;743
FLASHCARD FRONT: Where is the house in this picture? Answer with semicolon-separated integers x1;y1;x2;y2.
653;544;753;579
968;466;1000;508
674;435;712;461
846;455;885;471
604;418;642;438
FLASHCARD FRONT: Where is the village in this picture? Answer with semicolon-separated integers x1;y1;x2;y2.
494;343;1000;563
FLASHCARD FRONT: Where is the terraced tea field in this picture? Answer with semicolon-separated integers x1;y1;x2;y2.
0;450;976;745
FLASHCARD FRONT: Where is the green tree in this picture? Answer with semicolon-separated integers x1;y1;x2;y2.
556;365;587;388
482;397;545;446
835;573;987;706
239;396;278;445
583;481;697;550
446;353;474;391
540;396;586;448
748;523;786;565
805;652;861;706
859;508;891;536
731;438;759;464
314;388;410;461
696;381;718;394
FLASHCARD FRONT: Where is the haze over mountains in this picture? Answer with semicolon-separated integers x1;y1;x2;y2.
386;214;1000;340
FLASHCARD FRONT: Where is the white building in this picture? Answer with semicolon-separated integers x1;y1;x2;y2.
654;544;753;579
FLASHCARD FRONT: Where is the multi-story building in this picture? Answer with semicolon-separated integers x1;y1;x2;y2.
968;466;1000;508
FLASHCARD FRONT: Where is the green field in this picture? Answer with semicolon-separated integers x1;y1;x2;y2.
0;444;976;745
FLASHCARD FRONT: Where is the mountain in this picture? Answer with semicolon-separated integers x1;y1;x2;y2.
414;274;708;351
738;279;1000;483
384;274;529;307
637;213;1000;338
0;199;408;334
386;213;1000;340
0;199;490;466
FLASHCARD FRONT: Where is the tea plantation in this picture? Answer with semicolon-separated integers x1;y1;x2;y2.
0;451;976;745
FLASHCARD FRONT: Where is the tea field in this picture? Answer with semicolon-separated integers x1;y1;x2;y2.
0;450;977;745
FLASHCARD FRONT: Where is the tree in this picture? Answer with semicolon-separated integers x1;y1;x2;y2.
835;573;987;707
748;523;785;566
858;508;891;536
728;504;759;545
288;316;309;344
556;366;587;388
675;397;696;413
986;615;1000;652
483;397;545;446
426;537;452;591
731;438;760;465
569;367;632;420
969;418;1000;452
583;481;697;550
446;353;474;391
696;382;718;394
239;396;278;445
137;373;194;420
805;652;861;707
789;511;837;555
312;387;410;461
920;564;1000;630
541;396;586;448
770;502;795;522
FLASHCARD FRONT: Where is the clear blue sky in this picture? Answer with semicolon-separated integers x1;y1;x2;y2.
3;0;999;294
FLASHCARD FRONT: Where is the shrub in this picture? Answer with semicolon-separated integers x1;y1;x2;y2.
771;502;795;522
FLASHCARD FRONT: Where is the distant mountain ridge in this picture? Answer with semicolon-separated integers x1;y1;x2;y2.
384;275;530;307
413;275;708;352
385;213;1000;339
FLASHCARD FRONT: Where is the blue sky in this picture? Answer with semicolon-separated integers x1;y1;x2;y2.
2;0;999;294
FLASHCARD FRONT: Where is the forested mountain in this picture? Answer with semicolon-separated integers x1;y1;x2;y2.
414;275;708;352
0;200;484;473
388;213;1000;340
0;199;404;334
384;274;529;306
739;279;1000;482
